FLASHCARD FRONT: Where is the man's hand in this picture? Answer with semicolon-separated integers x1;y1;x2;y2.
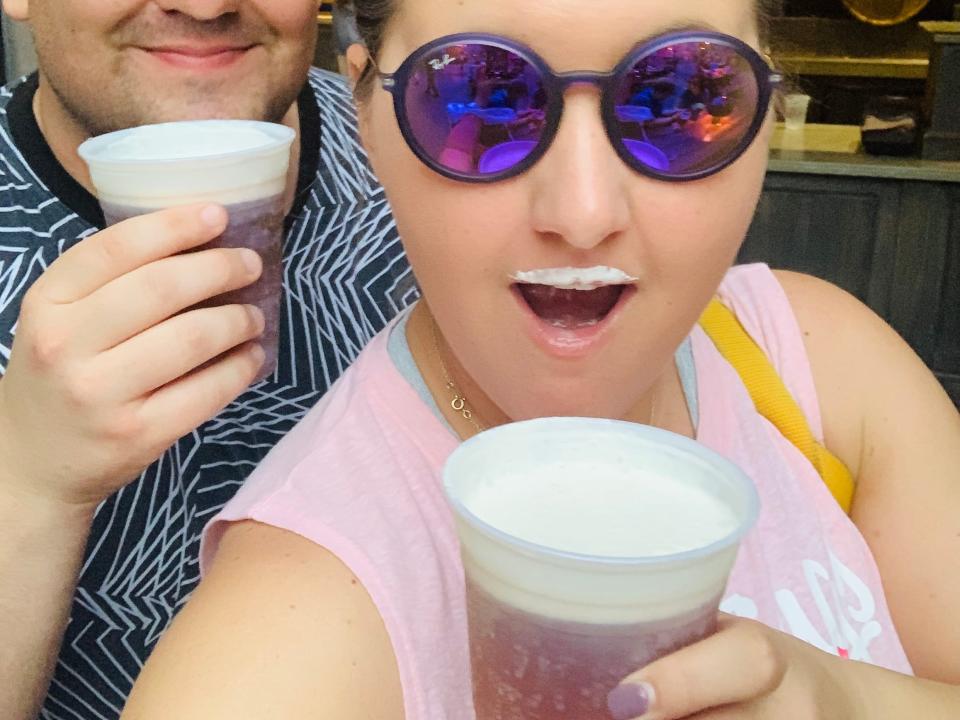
0;203;267;510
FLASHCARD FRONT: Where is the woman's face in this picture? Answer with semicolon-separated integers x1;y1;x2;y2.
360;0;771;421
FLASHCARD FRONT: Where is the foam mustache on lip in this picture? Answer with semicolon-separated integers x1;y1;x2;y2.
510;266;638;291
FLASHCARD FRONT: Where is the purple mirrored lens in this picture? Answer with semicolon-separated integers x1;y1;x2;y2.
613;41;760;175
403;43;548;176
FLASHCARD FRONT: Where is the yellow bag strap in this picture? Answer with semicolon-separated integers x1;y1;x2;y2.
698;299;855;514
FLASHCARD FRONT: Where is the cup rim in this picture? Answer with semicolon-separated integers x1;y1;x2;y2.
443;417;760;569
78;119;296;167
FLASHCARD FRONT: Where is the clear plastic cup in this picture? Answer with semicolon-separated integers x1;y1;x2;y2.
78;120;296;383
783;93;812;131
443;417;760;719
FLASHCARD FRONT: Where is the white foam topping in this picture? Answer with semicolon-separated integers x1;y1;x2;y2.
100;124;277;162
465;462;738;559
511;266;639;290
445;419;758;623
78;120;296;207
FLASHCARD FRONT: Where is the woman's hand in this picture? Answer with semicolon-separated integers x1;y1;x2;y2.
607;614;863;720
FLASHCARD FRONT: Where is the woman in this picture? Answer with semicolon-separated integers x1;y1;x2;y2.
120;1;960;718
332;0;362;75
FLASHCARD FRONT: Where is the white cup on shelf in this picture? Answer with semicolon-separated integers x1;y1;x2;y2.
783;93;812;131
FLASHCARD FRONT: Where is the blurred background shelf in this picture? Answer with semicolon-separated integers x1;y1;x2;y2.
775;55;928;78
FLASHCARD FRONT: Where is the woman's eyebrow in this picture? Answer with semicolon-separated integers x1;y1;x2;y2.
637;20;724;44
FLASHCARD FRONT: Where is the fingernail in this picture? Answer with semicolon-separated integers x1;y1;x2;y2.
241;249;262;275
249;343;265;364
607;682;654;720
201;205;227;229
249;306;266;334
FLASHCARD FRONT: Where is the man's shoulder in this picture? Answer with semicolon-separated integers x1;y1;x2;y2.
0;75;26;111
305;67;353;99
0;77;93;241
297;67;385;207
305;67;359;128
0;77;39;182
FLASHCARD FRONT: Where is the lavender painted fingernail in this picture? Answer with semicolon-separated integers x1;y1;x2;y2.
607;682;653;720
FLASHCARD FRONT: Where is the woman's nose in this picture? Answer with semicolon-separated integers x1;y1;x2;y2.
528;89;632;251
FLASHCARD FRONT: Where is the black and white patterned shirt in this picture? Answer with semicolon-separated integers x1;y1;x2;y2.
0;68;416;720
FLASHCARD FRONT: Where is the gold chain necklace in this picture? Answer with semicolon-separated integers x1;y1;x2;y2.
431;321;660;432
432;321;486;433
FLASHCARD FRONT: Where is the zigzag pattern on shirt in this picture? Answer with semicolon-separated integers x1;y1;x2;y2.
0;69;415;720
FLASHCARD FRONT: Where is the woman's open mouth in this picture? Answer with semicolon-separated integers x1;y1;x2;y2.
517;284;627;329
511;267;638;358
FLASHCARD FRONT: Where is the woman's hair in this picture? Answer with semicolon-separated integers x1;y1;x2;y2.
352;0;778;99
353;0;393;99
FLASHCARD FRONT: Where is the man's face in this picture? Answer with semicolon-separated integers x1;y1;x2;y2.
7;0;319;134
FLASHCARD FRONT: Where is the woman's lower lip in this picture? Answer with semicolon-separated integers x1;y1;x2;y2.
512;285;636;360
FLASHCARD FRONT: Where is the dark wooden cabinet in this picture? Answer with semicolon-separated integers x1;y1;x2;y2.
740;164;960;408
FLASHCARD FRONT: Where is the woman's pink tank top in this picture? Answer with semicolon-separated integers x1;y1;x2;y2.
202;264;912;719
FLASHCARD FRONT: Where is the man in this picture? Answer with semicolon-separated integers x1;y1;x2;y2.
0;2;411;719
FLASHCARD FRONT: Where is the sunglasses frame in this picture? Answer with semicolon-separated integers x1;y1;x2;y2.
378;30;783;184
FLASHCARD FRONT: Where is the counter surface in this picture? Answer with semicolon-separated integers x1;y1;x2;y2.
768;123;960;183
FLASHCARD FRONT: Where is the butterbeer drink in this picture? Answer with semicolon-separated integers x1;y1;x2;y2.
79;120;295;382
443;418;759;719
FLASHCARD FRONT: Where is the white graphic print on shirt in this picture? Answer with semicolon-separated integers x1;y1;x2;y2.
721;549;883;662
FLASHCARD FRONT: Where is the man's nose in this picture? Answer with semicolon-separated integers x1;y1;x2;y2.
153;0;241;21
528;89;632;252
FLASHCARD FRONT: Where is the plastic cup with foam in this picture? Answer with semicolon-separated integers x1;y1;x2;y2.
442;417;759;719
78;120;296;383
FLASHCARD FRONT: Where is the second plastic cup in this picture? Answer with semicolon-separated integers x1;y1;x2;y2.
443;417;759;719
78;120;296;383
783;93;812;131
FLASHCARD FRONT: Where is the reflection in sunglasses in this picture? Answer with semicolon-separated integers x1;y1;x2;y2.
385;31;777;181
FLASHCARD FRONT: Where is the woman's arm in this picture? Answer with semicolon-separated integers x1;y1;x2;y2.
120;521;404;720
775;270;960;682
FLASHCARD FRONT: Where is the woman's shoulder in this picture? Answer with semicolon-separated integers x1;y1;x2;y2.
123;520;405;720
200;328;452;568
771;276;960;682
761;269;883;479
715;264;938;479
711;264;827;435
767;269;959;485
220;335;391;496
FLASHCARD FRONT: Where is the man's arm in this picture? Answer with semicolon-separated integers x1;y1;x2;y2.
0;489;93;719
0;204;267;718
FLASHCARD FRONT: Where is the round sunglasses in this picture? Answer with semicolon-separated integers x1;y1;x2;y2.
377;30;782;183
